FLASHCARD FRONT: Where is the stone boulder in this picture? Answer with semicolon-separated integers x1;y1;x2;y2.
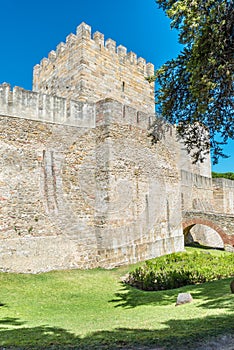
176;292;193;306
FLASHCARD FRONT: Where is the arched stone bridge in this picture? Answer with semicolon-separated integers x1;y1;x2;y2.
182;211;234;249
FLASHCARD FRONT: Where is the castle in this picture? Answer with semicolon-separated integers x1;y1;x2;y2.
0;23;233;273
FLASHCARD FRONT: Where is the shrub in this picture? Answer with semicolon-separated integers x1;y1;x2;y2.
126;251;234;291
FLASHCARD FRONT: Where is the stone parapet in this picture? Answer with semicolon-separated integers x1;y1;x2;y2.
213;177;234;188
0;85;155;131
34;22;154;78
181;170;213;188
33;22;155;113
0;83;95;128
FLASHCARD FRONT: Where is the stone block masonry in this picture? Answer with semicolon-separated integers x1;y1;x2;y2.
33;23;155;114
0;83;95;128
0;96;184;273
213;178;234;214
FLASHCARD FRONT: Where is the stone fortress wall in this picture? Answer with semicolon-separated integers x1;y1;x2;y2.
0;23;233;273
0;93;183;272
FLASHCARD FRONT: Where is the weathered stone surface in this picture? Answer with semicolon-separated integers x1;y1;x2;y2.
33;23;155;114
0;99;184;272
176;293;193;306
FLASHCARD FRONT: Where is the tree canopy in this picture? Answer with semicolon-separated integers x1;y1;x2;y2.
151;0;234;164
212;171;234;180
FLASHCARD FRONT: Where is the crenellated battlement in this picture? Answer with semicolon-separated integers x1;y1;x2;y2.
181;170;213;189
34;22;154;78
0;83;95;128
33;22;155;113
0;83;154;130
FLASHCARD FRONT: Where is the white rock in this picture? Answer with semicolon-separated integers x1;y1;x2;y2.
176;292;193;306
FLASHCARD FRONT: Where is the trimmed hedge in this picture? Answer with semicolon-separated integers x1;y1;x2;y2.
126;251;234;291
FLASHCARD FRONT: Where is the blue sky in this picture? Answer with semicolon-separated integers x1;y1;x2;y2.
0;0;233;172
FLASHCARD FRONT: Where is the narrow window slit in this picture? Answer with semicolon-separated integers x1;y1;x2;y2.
123;105;126;118
137;111;140;123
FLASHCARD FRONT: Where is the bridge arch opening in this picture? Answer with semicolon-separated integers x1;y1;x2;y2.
183;223;224;249
182;218;229;250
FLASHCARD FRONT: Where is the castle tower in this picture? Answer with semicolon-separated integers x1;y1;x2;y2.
33;23;155;113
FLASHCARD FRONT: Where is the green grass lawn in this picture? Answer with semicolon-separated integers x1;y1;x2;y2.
0;248;233;349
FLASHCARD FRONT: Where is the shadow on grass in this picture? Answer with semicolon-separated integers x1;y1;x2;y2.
0;313;233;350
185;242;225;251
0;317;24;327
110;283;178;308
110;278;234;310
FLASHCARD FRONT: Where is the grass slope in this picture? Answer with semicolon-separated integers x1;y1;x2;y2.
0;248;233;349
